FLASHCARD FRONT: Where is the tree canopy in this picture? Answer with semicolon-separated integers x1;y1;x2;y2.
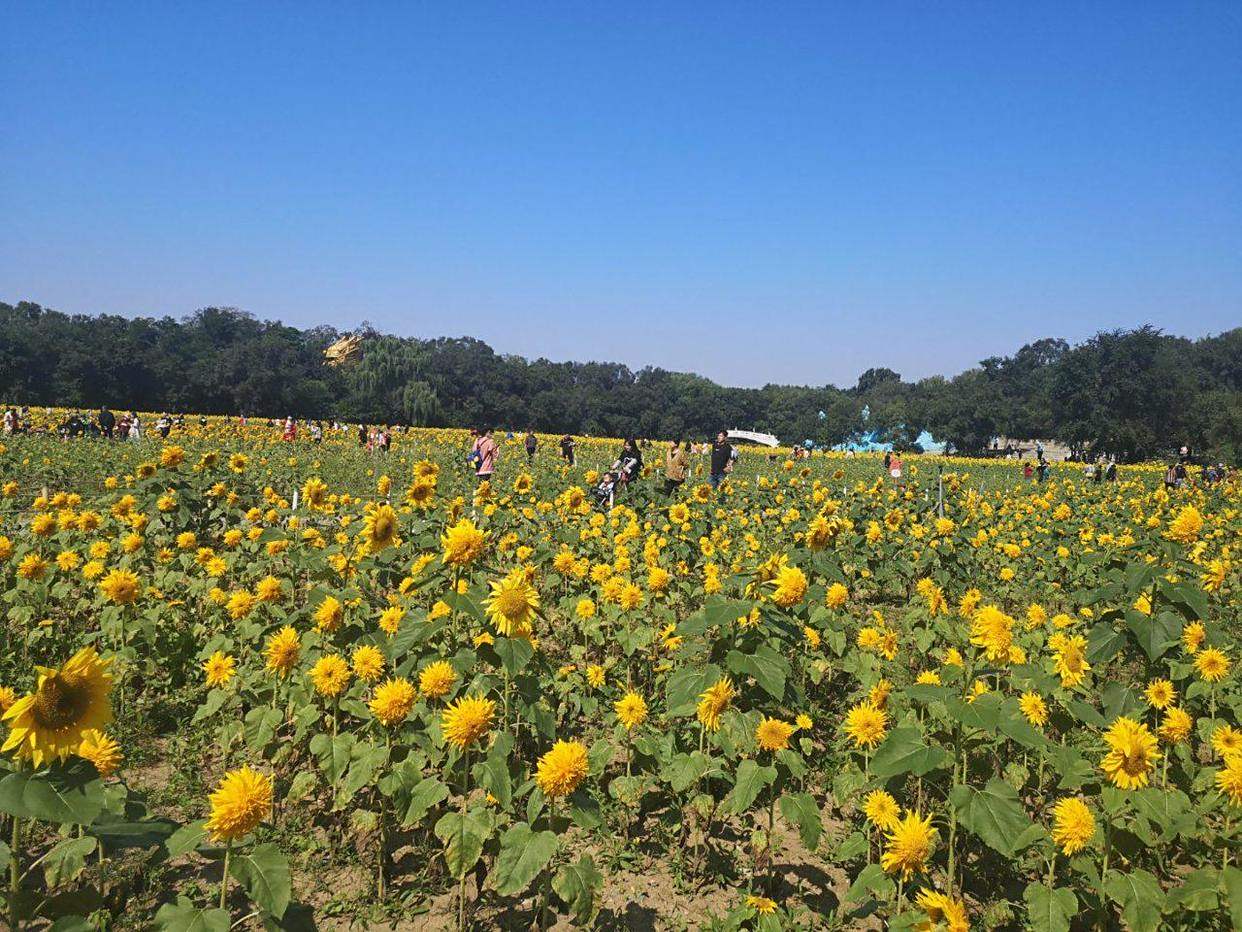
1;300;1237;462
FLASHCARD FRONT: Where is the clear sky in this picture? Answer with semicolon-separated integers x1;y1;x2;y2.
3;3;1239;389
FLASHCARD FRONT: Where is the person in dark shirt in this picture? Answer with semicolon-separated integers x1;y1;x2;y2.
560;435;576;466
710;431;734;489
525;432;538;463
98;406;116;439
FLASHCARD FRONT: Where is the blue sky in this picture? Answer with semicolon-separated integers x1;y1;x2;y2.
3;2;1239;388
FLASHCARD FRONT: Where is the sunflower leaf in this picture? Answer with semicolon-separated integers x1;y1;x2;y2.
491;822;558;896
229;843;291;919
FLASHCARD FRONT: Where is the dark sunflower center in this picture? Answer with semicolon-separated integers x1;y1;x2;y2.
32;674;89;730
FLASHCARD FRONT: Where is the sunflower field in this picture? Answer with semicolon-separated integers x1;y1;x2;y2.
0;416;1238;931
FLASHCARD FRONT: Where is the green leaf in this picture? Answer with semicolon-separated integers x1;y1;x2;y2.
434;809;494;879
192;688;229;724
1165;866;1218;912
163;820;208;857
1126;611;1180;661
845;863;894;904
726;645;789;701
42;836;97;887
553;854;603;926
88;816;178;849
229;843;291;918
664;664;722;716
491;823;559;896
731;759;775;814
154;896;231;932
1085;623;1126;664
1023;883;1076;932
1047;746;1094;790
494;636;534;675
869;727;949;779
0;761;104;825
473;754;512;810
945;692;1004;732
397;776;449;828
1104;869;1164;930
662;752;712;795
779;792;822;850
285;771;317;805
1221;866;1242;931
310;733;355;784
950;778;1034;857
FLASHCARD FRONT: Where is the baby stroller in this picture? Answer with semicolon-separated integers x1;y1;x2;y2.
592;471;619;510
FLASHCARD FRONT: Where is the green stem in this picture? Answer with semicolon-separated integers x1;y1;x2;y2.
9;815;20;931
220;839;233;911
458;748;470;932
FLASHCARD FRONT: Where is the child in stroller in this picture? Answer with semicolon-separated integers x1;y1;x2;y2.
592;470;619;509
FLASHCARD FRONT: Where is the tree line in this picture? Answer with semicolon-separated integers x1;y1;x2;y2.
1;300;1238;462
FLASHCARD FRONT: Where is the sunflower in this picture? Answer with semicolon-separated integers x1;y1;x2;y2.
696;677;735;732
1;647;114;766
614;692;648;731
513;473;533;494
768;565;807;608
441;519;486;566
308;655;351;698
1215;724;1242;759
1158;706;1193;744
1018;691;1048;727
226;589;255;620
1165;505;1203;544
441;694;496;749
314;595;344;633
264;626;301;677
755;717;795;753
843;701;888;750
745;895;777;915
914;888;968;932
1050;797;1095;855
483;569;540;636
1144;679;1176;710
1100;716;1159;790
407;479;436;508
351;644;386;682
1217;755;1242;808
202;651;236;688
863;789;901;831
78;729;123;777
825;581;848;609
98;568;142;605
1182;622;1206;655
299;477;328;508
419;660;457;699
1195;648;1230;683
378;606;405;635
361;503;399;554
255;576;284;602
880;809;937;879
969;604;1014;662
205;766;272;842
535;740;589;798
370;677;417;727
1052;635;1090;688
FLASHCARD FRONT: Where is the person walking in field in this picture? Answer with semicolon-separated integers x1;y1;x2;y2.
560;434;576;466
97;406;115;438
663;439;690;495
474;427;499;484
710;431;734;489
525;431;538;463
888;451;904;489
